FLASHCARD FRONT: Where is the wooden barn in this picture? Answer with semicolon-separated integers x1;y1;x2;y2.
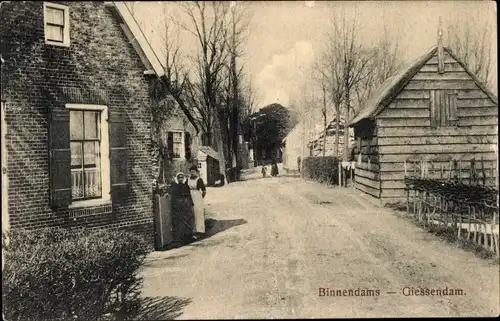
308;117;352;157
349;41;498;204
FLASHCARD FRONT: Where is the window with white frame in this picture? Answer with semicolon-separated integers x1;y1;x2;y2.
167;131;192;160
44;2;70;47
67;105;110;204
172;132;183;158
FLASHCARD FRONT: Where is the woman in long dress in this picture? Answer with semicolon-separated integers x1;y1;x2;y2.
271;160;279;177
187;165;207;237
170;172;195;243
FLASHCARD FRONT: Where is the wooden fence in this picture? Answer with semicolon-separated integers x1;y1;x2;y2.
404;158;499;258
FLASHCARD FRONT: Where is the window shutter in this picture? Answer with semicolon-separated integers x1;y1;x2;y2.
109;112;128;201
49;108;72;208
185;131;192;160
439;90;449;127
447;90;458;125
429;90;440;129
167;132;174;159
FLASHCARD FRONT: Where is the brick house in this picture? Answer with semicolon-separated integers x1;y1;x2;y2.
154;95;201;183
1;1;168;237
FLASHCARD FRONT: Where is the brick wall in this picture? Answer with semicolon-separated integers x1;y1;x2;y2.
1;2;154;239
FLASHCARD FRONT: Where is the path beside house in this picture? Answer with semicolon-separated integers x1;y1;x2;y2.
140;168;499;319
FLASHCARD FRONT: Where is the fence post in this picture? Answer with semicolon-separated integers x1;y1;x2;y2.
338;161;341;188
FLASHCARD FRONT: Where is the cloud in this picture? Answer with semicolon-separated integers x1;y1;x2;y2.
256;40;315;107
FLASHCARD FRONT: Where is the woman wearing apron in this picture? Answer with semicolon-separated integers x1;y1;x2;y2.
170;172;195;243
187;165;207;238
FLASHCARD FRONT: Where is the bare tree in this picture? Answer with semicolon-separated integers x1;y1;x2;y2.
226;3;252;173
320;12;402;160
316;46;344;158
174;1;254;183
320;9;368;159
354;24;404;113
447;18;495;93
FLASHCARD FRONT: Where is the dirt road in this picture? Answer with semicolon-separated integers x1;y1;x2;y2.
140;169;499;319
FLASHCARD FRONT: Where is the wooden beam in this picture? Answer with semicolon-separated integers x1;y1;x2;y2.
379;151;498;163
396;90;430;99
377;109;429;119
387;98;431;109
377;125;497;137
458;107;498;117
405;80;479;90
459;116;497;127
413;71;470;80
378;135;498;146
420;63;464;73
457;98;497;107
379;143;495;155
377;118;431;127
456;90;491;100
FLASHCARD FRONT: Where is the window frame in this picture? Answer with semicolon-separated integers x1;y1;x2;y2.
65;104;110;208
168;130;186;160
43;2;70;47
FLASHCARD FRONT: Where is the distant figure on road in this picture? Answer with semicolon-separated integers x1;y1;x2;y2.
271;161;279;177
171;172;195;243
297;156;301;173
188;165;207;239
261;165;267;178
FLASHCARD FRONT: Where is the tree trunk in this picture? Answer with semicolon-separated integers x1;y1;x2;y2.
322;84;327;157
334;103;340;158
213;112;229;185
343;96;350;161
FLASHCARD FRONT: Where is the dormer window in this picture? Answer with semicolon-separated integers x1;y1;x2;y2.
44;2;70;47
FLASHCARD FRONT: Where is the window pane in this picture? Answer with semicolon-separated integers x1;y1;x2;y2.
70;110;84;140
46;25;64;42
173;132;182;143
84;111;100;139
46;7;64;25
71;170;84;199
173;141;182;158
83;141;100;167
84;168;102;198
70;142;82;167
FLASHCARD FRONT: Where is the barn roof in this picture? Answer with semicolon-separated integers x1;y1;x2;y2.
349;45;498;126
198;146;221;161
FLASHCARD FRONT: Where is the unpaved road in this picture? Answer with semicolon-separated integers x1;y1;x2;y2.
140;169;499;319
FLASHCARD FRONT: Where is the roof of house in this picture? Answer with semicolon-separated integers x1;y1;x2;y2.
106;2;164;76
349;45;499;126
107;2;201;133
198;146;221;160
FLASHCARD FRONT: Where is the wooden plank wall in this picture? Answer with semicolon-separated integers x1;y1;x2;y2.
376;51;498;203
354;120;381;198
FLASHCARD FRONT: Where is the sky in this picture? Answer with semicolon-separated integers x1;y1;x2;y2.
131;1;497;118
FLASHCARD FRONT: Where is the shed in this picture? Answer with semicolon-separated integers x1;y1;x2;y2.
197;146;221;186
308;117;354;157
349;44;498;204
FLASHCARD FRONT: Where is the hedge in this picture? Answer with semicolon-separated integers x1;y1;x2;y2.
302;156;340;185
2;227;153;321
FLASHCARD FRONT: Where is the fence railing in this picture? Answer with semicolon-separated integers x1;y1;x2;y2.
404;158;499;258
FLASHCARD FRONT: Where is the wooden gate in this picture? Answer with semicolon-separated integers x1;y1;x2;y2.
153;192;173;250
